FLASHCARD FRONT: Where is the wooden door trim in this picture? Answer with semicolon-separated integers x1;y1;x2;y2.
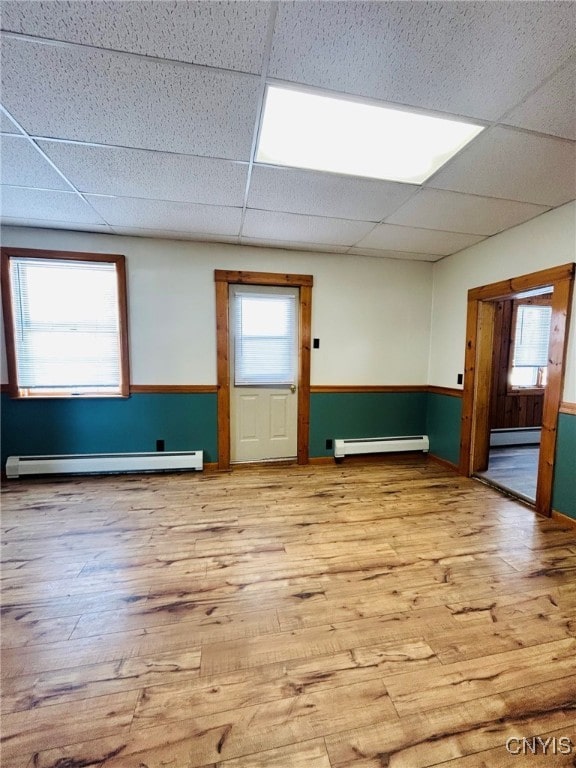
460;263;575;516
215;270;313;471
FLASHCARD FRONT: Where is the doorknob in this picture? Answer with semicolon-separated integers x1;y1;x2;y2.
290;384;296;394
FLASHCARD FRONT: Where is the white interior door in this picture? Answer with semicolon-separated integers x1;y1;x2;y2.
230;285;298;463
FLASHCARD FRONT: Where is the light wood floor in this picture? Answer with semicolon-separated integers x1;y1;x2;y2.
2;457;576;768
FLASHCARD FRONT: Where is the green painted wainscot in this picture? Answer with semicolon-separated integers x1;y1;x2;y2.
552;412;576;520
0;392;218;467
425;391;462;468
309;391;428;458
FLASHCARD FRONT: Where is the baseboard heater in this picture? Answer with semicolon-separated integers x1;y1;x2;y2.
490;428;541;447
5;451;203;479
334;435;429;459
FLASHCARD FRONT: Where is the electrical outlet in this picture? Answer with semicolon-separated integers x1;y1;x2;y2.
313;338;320;349
156;439;165;452
457;373;463;385
325;439;333;450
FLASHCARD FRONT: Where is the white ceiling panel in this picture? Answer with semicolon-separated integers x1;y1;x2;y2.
1;37;260;159
243;209;374;246
357;223;485;256
0;185;106;224
38;141;249;206
347;248;442;263
503;63;576;141
248;166;417;222
429;126;576;207
110;227;239;244
1;135;70;190
0;1;271;74
86;195;243;235
0;110;21;133
1;217;113;233
269;2;575;121
387;188;549;236
240;237;349;254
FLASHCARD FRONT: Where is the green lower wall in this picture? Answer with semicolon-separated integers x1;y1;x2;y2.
552;412;576;520
0;392;218;466
309;392;427;457
426;392;462;466
2;389;573;520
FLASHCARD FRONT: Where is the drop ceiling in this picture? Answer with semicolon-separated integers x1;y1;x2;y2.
0;1;574;262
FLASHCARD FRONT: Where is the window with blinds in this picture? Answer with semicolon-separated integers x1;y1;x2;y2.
510;302;552;389
2;251;129;397
233;289;297;386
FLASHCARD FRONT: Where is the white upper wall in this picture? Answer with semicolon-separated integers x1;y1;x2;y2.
428;202;576;400
0;226;433;386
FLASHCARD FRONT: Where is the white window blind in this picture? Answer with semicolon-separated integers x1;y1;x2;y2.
512;305;552;368
233;290;297;386
510;304;551;388
9;257;122;394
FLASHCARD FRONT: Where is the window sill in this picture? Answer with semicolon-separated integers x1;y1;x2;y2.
506;388;546;397
9;392;130;400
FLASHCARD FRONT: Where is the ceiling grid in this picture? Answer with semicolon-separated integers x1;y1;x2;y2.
0;0;574;260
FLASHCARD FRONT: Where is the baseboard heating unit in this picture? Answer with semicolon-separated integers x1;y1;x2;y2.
334;435;429;459
5;451;203;479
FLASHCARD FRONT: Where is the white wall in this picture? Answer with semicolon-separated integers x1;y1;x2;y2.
428;202;576;401
0;227;433;386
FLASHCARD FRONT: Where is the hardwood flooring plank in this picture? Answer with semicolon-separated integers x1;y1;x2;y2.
0;690;138;760
325;675;576;767
1;649;201;714
200;609;455;675
31;679;396;767
133;638;439;729
426;610;576;664
71;606;279;642
214;738;332;768
385;637;576;715
0;614;80;648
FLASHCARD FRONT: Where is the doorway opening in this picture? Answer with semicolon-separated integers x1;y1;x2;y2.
459;263;574;516
214;270;313;471
475;287;553;503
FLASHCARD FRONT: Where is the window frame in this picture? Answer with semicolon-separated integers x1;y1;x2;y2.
507;294;552;396
1;247;130;399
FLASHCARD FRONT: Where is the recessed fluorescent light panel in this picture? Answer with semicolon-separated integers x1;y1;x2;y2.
256;85;484;184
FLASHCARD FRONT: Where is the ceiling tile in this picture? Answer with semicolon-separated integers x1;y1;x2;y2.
356;223;485;255
387;188;549;236
240;237;349;254
248;166;417;222
347;247;441;262
0;1;271;73
503;63;576;141
1;37;260;159
269;2;575;121
1;110;21;133
429;126;576;207
1;217;113;233
38;141;248;206
243;209;374;246
85;195;242;235
0;185;106;224
110;227;239;244
1;135;70;190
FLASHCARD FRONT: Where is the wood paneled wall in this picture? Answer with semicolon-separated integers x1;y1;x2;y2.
490;299;544;430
